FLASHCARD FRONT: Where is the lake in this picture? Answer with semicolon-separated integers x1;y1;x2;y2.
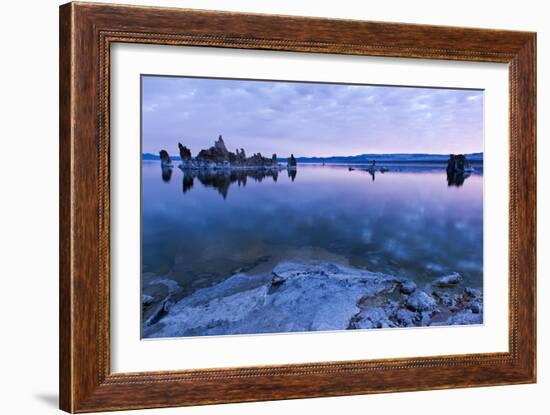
141;162;483;336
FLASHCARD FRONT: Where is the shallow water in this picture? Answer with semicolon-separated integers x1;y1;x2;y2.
141;162;483;300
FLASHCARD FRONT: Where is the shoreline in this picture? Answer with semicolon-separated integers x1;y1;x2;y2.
142;260;483;339
145;159;484;172
176;162;290;171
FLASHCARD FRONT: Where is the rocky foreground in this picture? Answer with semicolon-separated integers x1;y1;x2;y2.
142;262;483;338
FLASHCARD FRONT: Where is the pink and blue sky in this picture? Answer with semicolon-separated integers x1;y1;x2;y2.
141;75;483;157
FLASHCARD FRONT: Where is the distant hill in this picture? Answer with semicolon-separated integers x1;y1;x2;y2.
142;152;483;164
142;153;180;161
293;152;483;164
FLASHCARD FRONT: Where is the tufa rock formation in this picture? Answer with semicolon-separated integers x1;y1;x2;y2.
178;143;192;160
287;154;297;169
196;135;231;164
159;150;173;168
192;136;279;167
446;154;473;187
214;135;229;156
446;154;471;174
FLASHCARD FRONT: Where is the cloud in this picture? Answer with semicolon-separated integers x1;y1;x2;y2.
143;103;158;112
142;76;483;156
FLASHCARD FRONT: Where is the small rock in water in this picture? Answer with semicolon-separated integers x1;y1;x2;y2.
406;291;437;312
145;298;175;326
432;272;463;287
142;294;154;305
159;150;173;167
432;290;457;308
400;281;417;295
435;309;483;326
420;311;433;326
268;272;286;294
394;308;418;327
383;299;400;316
463;287;482;299
467;300;483;314
351;307;396;330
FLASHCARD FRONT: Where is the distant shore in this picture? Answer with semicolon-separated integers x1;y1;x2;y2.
144;152;483;165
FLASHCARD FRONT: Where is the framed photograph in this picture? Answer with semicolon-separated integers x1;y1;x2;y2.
59;2;536;412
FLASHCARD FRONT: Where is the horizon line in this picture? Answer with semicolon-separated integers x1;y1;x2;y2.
142;151;484;157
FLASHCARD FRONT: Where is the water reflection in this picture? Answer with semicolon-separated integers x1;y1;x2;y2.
178;168;283;199
164;163;481;196
161;166;173;183
347;166;376;181
182;173;194;193
447;171;471;187
288;168;297;182
143;162;483;296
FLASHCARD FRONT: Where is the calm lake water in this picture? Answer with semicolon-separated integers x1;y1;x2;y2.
141;162;483;299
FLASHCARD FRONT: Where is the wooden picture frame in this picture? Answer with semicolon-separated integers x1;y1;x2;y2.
59;2;536;412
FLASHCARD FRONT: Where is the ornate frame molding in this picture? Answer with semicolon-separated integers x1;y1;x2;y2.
60;2;536;412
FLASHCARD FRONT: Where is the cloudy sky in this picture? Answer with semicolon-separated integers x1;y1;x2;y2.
142;75;483;157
